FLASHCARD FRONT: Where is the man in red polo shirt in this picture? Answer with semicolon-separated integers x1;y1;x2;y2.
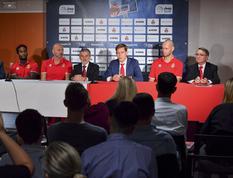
41;43;72;80
149;40;183;82
10;44;39;79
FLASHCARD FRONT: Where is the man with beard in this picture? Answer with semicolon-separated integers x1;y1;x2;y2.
10;44;39;79
41;43;72;80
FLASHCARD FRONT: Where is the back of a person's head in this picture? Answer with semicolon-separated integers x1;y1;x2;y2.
64;83;89;111
44;142;85;178
223;77;233;103
112;76;137;102
113;101;139;130
157;72;177;95
16;109;44;144
133;93;155;120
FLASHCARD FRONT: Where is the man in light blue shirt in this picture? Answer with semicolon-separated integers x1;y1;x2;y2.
130;93;179;178
81;101;157;178
151;72;188;178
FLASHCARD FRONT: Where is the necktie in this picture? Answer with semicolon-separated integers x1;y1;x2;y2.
82;65;87;77
199;65;203;79
120;63;125;76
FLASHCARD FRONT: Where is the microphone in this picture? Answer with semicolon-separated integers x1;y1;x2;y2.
5;73;12;81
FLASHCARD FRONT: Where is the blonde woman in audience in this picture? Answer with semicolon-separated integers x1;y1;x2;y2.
109;76;137;102
44;142;86;178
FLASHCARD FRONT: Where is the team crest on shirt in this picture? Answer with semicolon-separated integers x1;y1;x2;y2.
158;64;162;68
16;67;19;70
26;65;30;69
49;64;52;67
171;63;175;68
62;64;65;68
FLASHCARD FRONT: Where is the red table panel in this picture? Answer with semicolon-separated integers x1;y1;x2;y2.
87;82;224;122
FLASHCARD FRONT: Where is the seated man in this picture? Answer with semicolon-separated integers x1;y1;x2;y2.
130;93;179;178
10;44;39;79
0;109;45;178
70;48;99;81
41;43;72;80
0;114;33;178
47;83;107;155
104;43;143;81
0;61;5;79
184;47;220;84
152;72;188;178
81;101;157;178
149;39;183;82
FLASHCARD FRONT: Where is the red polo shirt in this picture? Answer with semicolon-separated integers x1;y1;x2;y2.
149;57;183;81
41;58;72;80
10;60;39;78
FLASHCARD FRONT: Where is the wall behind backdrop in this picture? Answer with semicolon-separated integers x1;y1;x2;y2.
0;0;46;73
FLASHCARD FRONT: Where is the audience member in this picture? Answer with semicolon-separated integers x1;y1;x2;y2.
41;43;72;80
149;40;183;82
107;76;137;103
0;109;45;178
152;72;188;178
81;101;157;178
47;83;107;155
200;77;233;155
70;48;99;81
0;114;33;178
184;47;220;84
84;102;110;133
105;43;143;81
10;44;39;79
44;142;86;178
130;93;179;178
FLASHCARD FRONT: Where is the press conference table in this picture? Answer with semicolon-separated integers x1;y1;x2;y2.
88;82;224;122
0;80;224;122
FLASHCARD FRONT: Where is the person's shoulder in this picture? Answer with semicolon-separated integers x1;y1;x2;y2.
42;58;52;64
173;103;187;111
83;122;107;134
206;62;218;68
73;63;82;68
63;58;72;64
173;57;183;64
89;62;99;68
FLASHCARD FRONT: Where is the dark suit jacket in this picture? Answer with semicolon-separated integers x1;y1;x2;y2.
184;62;220;84
70;62;99;81
104;58;143;81
0;61;5;79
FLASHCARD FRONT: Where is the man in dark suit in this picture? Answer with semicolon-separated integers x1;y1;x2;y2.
184;47;220;84
70;48;99;81
0;61;5;79
104;44;143;81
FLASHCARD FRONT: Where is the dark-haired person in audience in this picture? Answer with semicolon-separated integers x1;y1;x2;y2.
149;40;183;82
47;83;107;155
10;44;39;79
44;142;86;178
152;72;187;178
0;109;45;178
130;93;179;178
104;43;143;81
0;113;33;178
184;47;220;84
0;61;6;79
41;43;72;80
200;77;233;155
70;48;99;81
81;101;157;178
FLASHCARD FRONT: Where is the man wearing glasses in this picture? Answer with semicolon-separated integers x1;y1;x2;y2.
184;47;220;84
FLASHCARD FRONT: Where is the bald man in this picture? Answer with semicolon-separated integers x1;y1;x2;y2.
149;40;183;82
41;43;72;80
